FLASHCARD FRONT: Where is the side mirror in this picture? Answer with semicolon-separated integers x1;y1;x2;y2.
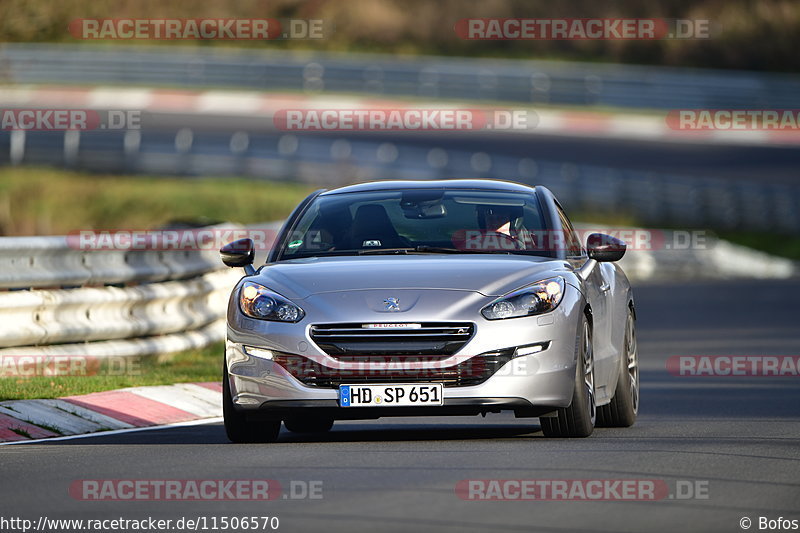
220;238;255;274
586;233;626;262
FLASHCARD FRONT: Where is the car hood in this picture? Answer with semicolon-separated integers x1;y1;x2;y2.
251;255;572;299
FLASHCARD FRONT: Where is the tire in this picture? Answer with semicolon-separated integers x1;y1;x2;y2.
223;365;281;443
540;314;596;438
597;307;639;427
283;417;334;434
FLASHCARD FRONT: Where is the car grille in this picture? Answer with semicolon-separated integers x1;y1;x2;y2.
309;322;475;359
272;349;514;388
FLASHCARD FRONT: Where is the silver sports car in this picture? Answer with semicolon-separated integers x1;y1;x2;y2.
220;179;638;441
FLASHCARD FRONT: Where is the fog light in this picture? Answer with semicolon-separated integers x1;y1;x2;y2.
243;346;275;360
513;343;549;358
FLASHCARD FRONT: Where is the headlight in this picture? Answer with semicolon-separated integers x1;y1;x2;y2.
239;281;305;323
481;277;565;320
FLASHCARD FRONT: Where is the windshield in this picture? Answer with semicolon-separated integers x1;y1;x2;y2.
277;189;554;260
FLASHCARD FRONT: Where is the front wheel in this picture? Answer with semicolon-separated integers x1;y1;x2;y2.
540;314;596;438
597;307;639;427
223;365;281;443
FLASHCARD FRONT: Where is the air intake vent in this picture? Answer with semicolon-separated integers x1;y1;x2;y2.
272;349;514;388
310;322;474;358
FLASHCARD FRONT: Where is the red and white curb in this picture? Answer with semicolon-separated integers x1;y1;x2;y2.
1;85;799;146
0;382;222;443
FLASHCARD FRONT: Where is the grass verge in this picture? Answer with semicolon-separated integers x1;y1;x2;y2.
3;167;797;261
0;342;223;401
0;167;315;236
715;231;800;262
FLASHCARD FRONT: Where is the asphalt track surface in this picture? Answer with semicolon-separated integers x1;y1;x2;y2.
1;279;798;533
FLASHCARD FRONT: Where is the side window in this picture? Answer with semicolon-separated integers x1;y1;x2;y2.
555;204;583;257
282;203;321;256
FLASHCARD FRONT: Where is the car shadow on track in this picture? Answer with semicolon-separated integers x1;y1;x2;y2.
43;417;550;445
277;421;545;444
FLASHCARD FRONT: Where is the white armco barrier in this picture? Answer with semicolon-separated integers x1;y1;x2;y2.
0;224;253;359
0;320;226;359
0;220;793;361
0;269;240;348
0;231;233;290
573;224;796;281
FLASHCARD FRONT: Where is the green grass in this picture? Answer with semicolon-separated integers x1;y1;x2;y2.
4;166;798;260
0;167;315;236
715;231;800;261
570;211;642;228
9;427;32;438
571;212;800;261
0;342;223;401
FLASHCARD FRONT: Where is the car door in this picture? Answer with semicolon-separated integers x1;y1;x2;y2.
555;203;615;402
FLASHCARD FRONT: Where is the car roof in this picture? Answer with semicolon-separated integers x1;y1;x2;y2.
320;179;537;196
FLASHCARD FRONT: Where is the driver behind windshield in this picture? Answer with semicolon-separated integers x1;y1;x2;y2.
475;205;535;250
282;192;545;258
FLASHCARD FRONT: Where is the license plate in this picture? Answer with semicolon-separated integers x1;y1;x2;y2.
339;384;443;407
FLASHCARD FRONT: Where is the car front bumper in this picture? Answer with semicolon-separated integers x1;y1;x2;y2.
225;285;584;420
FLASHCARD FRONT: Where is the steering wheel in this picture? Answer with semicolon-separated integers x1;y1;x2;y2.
489;231;524;250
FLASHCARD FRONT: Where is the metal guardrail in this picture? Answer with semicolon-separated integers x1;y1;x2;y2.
1;44;798;236
0;235;223;290
573;223;795;281
0;270;236;348
0;321;226;359
2;43;800;109
0;224;248;357
0;217;794;360
2;126;798;234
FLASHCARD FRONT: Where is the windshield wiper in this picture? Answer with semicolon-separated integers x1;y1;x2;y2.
357;248;412;255
409;245;462;254
358;246;513;255
286;248;418;258
289;246;519;259
412;245;511;254
285;250;361;259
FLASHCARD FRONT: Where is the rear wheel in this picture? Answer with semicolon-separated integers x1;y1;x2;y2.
223;365;281;443
597;307;638;427
283;417;334;434
540;315;596;438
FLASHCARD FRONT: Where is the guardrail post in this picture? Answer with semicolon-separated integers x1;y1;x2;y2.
9;130;25;165
63;130;80;168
